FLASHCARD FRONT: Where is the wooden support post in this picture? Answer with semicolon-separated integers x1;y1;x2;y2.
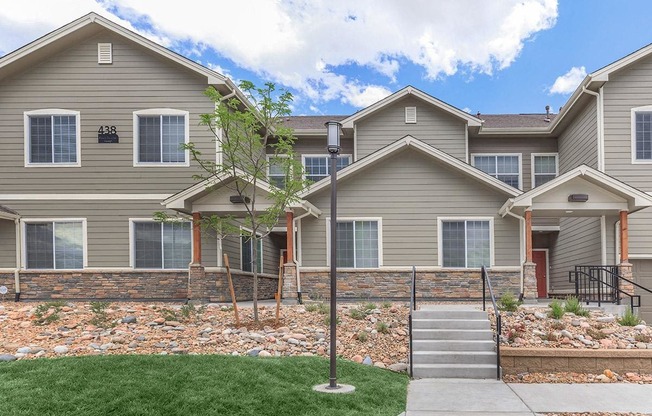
286;210;294;264
192;212;202;265
525;209;533;263
620;210;629;263
275;256;284;324
223;254;239;326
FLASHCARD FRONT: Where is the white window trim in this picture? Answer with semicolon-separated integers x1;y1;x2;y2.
129;218;193;270
531;153;559;188
325;217;383;268
405;106;417;124
266;154;290;187
133;108;190;167
631;105;652;164
470;153;522;189
239;227;263;273
21;218;88;270
301;154;353;181
24;109;81;168
437;217;494;268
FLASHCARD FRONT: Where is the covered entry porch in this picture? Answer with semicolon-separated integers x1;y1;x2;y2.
500;165;652;301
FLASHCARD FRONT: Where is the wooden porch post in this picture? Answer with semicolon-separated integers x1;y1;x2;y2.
286;210;294;263
525;209;533;263
620;210;628;263
192;212;202;265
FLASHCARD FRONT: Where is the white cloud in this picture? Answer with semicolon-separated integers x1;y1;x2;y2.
0;0;559;110
549;66;587;95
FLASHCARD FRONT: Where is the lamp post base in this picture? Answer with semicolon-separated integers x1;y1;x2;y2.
312;383;356;394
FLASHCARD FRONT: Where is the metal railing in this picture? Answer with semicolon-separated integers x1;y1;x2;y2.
569;265;652;313
408;265;416;378
481;265;501;380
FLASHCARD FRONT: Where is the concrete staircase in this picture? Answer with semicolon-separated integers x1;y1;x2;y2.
411;305;498;379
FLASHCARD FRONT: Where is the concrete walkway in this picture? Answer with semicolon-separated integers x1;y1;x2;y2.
405;378;652;415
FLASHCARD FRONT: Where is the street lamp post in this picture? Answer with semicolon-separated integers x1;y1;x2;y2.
313;121;355;394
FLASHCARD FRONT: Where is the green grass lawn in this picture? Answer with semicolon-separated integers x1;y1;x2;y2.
0;355;408;416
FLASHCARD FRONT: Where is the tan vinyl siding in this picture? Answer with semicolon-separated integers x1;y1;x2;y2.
0;220;17;268
222;235;241;269
300;148;519;267
603;54;652;190
468;136;557;191
0;29;215;194
221;233;282;274
549;217;602;293
557;99;598;173
628;208;652;258
356;97;467;160
605;215;618;264
0;200;218;268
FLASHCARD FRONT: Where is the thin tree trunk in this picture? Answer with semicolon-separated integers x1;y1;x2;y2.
252;235;259;322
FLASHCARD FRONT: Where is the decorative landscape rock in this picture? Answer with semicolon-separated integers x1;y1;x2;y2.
121;316;137;324
0;354;17;362
53;345;69;354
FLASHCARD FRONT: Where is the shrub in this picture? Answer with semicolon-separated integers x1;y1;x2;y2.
376;321;389;334
362;302;377;311
548;300;564;319
89;301;113;328
324;315;341;326
564;296;589;317
357;331;368;342
180;303;205;322
618;307;642;326
160;308;178;322
33;301;65;325
349;308;367;320
305;303;319;313
317;303;330;315
498;292;521;312
381;301;392;309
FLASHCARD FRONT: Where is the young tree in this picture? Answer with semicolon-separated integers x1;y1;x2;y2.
177;81;305;322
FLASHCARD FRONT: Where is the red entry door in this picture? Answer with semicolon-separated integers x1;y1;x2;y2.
532;250;548;298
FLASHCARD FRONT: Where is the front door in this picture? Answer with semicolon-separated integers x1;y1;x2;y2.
533;250;548;298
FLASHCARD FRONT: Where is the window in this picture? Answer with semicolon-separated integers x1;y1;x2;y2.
133;109;189;166
532;153;558;187
24;109;80;166
303;155;351;182
267;155;288;189
472;154;521;188
241;235;263;273
633;108;652;162
330;219;381;268
24;220;85;269
132;221;191;269
439;218;492;268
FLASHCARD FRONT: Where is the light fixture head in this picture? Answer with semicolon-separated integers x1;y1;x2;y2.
325;121;342;154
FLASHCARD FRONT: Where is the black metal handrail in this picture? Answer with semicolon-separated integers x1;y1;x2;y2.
408;265;416;378
481;265;501;380
569;265;652;313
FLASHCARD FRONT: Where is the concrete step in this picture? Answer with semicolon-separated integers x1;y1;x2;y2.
413;309;488;320
412;339;496;351
412;318;490;330
412;351;497;365
412;363;499;379
412;328;494;341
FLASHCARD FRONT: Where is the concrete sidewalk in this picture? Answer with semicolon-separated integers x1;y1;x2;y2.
405;378;652;415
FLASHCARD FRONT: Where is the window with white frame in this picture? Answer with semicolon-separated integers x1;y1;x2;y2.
132;221;191;269
24;110;80;166
633;109;652;161
472;154;521;188
303;155;351;182
335;219;379;268
267;155;288;189
241;235;263;273
133;109;189;165
532;154;558;187
24;220;85;269
439;219;491;268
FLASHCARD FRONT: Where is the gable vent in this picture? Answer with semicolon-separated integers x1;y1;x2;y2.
98;43;112;64
405;106;417;124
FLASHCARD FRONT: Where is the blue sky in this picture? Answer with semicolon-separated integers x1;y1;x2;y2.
1;1;652;116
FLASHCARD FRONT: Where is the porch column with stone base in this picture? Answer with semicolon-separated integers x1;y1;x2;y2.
523;262;537;301
619;262;634;302
282;263;299;304
188;264;207;301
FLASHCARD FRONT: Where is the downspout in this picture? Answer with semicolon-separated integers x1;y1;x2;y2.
582;87;604;171
292;209;314;304
14;218;21;302
502;207;526;297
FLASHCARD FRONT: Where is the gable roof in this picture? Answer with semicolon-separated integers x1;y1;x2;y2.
299;135;521;199
339;86;482;129
0;13;232;90
590;42;652;82
0;205;19;220
500;164;652;216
